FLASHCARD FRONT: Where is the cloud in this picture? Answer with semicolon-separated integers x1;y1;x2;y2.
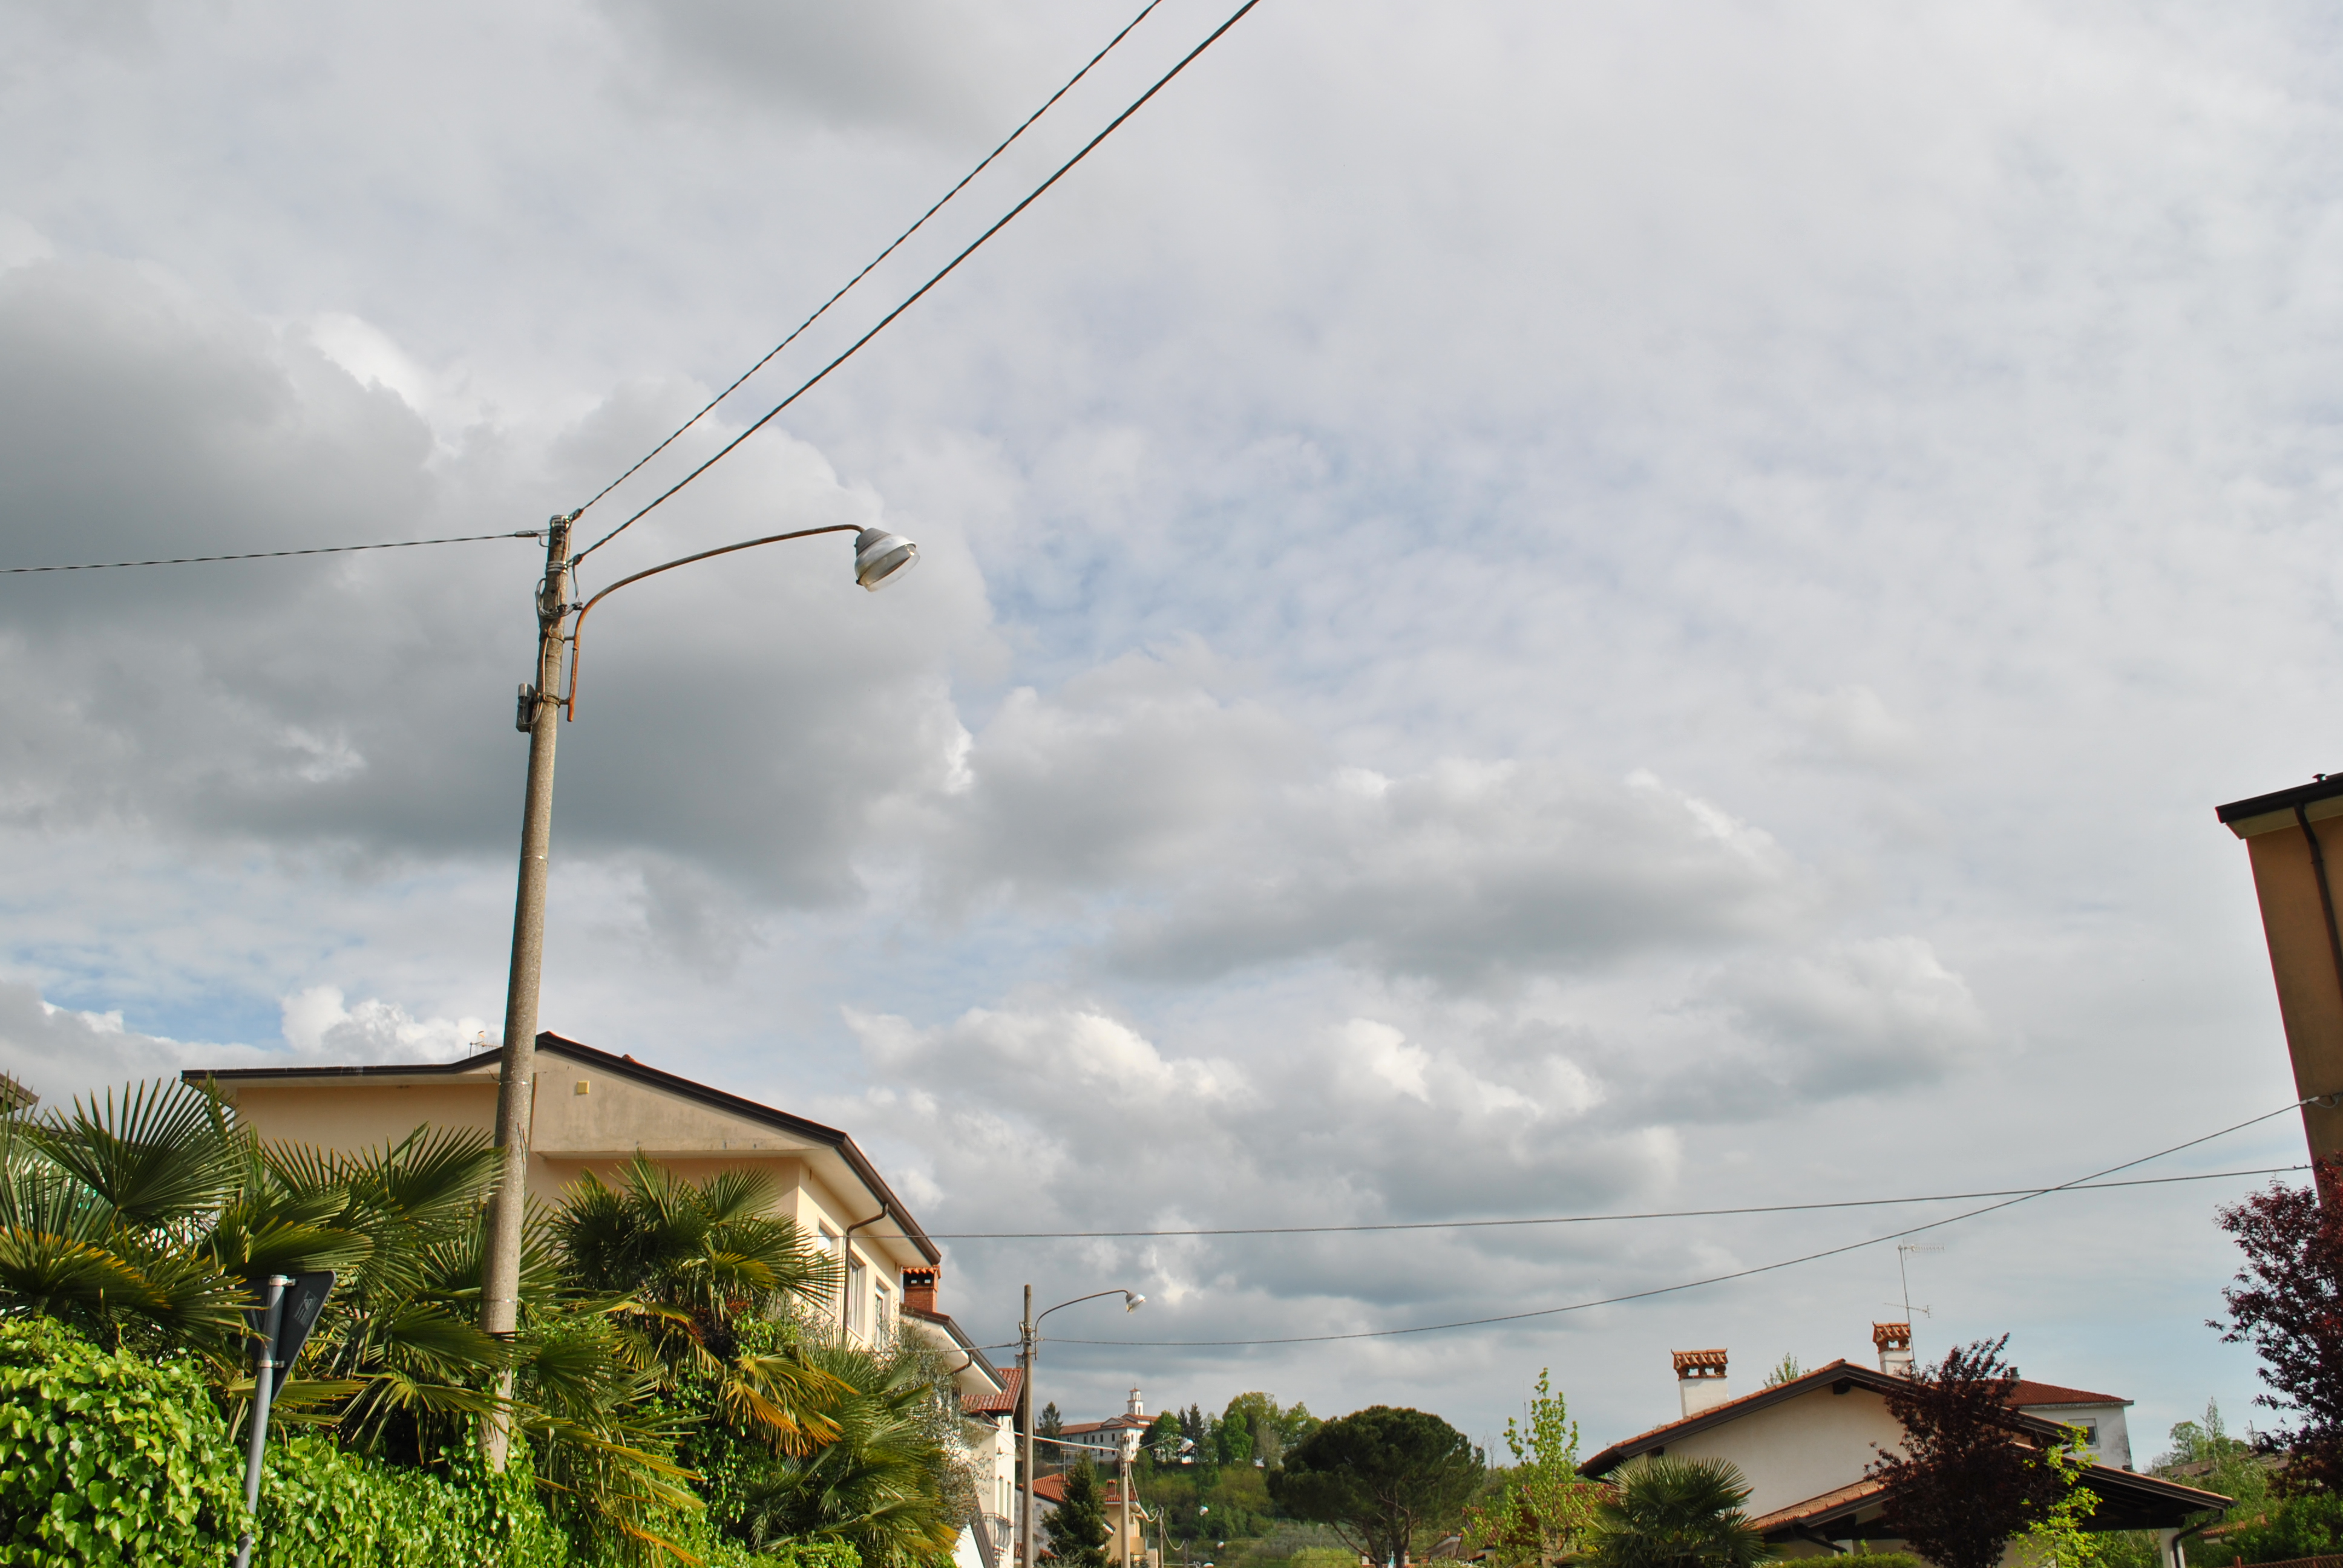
1705;936;1992;1095
917;652;1818;989
0;979;483;1108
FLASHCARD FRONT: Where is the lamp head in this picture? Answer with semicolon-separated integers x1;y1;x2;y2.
854;527;919;591
1124;1292;1145;1312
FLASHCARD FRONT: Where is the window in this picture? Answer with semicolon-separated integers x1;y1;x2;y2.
847;1252;868;1336
876;1284;893;1341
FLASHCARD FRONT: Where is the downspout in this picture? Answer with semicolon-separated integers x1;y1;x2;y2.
2168;1518;2215;1568
842;1204;890;1333
2294;806;2343;1009
2294;806;2343;1199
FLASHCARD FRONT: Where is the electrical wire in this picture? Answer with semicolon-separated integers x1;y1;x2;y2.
846;1163;2308;1244
1039;1102;2307;1348
0;531;545;575
571;0;1268;568
570;0;1170;525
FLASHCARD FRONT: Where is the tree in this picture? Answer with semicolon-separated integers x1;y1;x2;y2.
1214;1408;1256;1466
1181;1404;1209;1462
1145;1410;1184;1464
1466;1369;1605;1568
1864;1336;2062;1568
1582;1455;1766;1568
2215;1163;2343;1493
1042;1402;1066;1440
715;1326;971;1568
1273;1406;1484;1566
1761;1356;1802;1390
1047;1459;1113;1568
2016;1441;2106;1568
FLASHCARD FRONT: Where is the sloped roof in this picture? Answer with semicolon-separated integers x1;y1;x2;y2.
1581;1359;2083;1477
2009;1379;2130;1408
184;1031;941;1262
962;1365;1021;1414
1751;1465;2230;1537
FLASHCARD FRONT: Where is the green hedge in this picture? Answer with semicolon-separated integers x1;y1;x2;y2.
0;1315;247;1565
0;1316;873;1568
253;1433;571;1567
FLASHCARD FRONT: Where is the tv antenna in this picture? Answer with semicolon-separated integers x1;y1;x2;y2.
1893;1243;1944;1348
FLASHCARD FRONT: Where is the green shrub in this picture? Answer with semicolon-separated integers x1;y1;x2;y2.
2218;1486;2343;1563
252;1431;572;1567
0;1315;247;1565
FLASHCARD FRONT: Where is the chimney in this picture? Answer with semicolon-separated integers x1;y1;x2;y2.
1673;1349;1730;1418
1127;1388;1145;1418
902;1267;939;1316
1873;1322;1913;1376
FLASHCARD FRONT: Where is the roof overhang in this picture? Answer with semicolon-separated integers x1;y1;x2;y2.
1754;1464;2229;1539
183;1031;942;1263
2217;775;2343;839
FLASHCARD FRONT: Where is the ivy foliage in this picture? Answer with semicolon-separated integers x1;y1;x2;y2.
251;1432;573;1567
0;1315;246;1566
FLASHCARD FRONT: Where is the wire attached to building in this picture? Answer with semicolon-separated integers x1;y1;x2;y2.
1038;1102;2306;1348
570;0;1268;569
569;0;1172;526
0;531;545;575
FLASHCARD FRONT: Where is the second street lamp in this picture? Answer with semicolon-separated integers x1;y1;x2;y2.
1019;1284;1144;1568
476;516;917;1468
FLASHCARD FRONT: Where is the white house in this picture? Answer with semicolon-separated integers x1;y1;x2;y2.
1579;1327;2226;1565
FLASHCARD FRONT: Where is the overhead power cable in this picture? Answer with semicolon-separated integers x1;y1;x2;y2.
851;1163;2305;1244
1040;1101;2305;1348
0;531;545;575
572;0;1268;567
571;0;1170;524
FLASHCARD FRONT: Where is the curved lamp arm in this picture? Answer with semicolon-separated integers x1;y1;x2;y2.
1035;1287;1144;1336
562;524;860;718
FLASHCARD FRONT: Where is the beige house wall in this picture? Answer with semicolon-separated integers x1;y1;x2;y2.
1660;1383;1907;1520
195;1042;932;1349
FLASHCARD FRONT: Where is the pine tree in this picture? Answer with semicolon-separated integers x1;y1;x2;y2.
1181;1403;1208;1455
1047;1459;1113;1568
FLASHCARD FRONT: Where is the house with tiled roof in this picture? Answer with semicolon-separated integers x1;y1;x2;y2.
1579;1326;2227;1564
184;1034;1020;1568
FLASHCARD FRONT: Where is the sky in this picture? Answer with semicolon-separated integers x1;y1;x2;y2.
2;0;2340;1464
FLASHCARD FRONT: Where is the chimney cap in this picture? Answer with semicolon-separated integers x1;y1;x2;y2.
1672;1348;1729;1378
1872;1322;1912;1350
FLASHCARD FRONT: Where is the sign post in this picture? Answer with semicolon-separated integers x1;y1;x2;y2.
233;1269;335;1568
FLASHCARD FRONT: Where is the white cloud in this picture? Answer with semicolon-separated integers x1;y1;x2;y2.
0;0;2323;1451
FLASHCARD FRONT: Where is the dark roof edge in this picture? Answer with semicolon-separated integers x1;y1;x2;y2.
2216;774;2343;825
182;1049;503;1082
1580;1362;2076;1477
183;1032;942;1266
905;1305;1004;1387
536;1035;941;1266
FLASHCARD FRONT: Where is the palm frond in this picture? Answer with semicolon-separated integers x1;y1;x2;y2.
36;1079;238;1228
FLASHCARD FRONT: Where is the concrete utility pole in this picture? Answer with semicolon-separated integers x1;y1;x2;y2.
470;514;920;1472
1020;1285;1036;1568
479;512;574;1469
1118;1423;1136;1568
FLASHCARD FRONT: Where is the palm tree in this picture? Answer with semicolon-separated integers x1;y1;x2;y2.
1583;1456;1770;1568
552;1154;846;1452
718;1334;969;1568
0;1080;696;1558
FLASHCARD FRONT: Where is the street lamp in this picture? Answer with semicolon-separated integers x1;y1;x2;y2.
1020;1284;1144;1568
476;514;919;1468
